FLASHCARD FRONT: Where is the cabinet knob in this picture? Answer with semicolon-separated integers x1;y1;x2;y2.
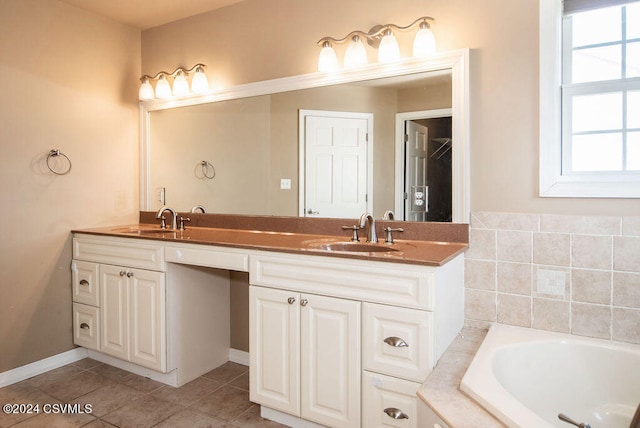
300;299;308;307
79;279;90;286
126;272;134;278
384;407;409;420
119;271;127;276
384;336;408;347
287;297;296;304
80;323;90;330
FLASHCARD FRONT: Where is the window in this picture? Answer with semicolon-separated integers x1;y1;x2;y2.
539;0;640;197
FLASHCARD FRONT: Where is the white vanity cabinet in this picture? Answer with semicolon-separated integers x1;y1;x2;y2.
250;286;361;428
249;251;464;428
72;235;166;372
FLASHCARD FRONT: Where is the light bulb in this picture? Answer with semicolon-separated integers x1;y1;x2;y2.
155;75;171;99
378;29;400;63
413;23;436;57
138;78;154;100
172;71;189;96
318;41;338;72
344;35;367;69
191;67;209;94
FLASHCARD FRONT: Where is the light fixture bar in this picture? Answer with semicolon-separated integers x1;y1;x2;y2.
316;17;436;72
139;64;208;100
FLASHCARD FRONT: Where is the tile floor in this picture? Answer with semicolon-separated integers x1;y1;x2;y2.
0;359;285;427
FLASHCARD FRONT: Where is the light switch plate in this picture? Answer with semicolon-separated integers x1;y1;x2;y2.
280;178;291;190
537;268;566;297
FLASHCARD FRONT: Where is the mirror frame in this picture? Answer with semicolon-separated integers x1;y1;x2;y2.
140;48;470;222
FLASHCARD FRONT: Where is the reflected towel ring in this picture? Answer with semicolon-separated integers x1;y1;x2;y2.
46;149;72;175
199;160;215;179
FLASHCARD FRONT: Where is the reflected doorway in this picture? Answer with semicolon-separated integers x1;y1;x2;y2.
395;109;453;222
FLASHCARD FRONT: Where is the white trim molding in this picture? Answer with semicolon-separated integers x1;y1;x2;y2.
0;348;88;388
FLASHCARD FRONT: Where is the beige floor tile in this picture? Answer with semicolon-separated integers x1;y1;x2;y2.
71;358;103;371
192;385;253;421
230;405;287;427
39;371;112;402
228;372;249;391
101;395;184;427
89;364;134;383
117;373;165;393
20;365;83;390
152;377;223;407
11;411;95;428
71;382;146;417
153;408;229;428
202;362;248;384
81;419;118;427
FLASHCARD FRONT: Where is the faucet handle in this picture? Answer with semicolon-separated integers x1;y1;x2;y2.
341;225;361;242
384;227;404;244
159;216;167;229
179;217;191;231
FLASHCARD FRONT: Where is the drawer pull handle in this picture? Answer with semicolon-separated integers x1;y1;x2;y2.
300;299;308;307
80;323;90;330
287;297;296;304
79;279;89;286
384;407;409;420
384;336;408;347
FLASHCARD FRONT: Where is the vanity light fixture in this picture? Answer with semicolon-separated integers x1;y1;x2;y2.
138;64;209;101
316;16;436;72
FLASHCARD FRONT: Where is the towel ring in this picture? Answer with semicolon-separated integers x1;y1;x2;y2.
199;160;215;179
46;149;72;175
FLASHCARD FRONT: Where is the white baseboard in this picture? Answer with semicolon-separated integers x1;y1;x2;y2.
261;407;325;428
0;348;88;388
229;348;249;366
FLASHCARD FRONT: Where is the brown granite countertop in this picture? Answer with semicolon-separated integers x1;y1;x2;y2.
72;213;468;267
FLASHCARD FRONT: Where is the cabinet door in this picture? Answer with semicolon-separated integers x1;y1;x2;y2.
129;268;166;372
250;286;300;416
100;265;129;360
300;294;361;428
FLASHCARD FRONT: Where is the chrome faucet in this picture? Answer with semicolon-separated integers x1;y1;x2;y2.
359;212;378;243
156;206;177;229
190;205;206;213
383;210;395;220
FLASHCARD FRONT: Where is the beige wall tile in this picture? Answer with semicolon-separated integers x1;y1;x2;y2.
571;303;611;340
572;269;611;305
497;262;532;295
613;272;640;309
572;235;612;270
622;216;640;236
532;298;570;333
540;215;621;235
465;259;496;291
614;236;640;272
497;230;532;263
464;289;496;322
612;308;640;344
472;212;539;231
533;233;570;266
497;294;531;327
467;228;496;260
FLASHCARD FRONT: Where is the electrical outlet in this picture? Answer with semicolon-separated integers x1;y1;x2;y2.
280;178;291;190
537;268;566;297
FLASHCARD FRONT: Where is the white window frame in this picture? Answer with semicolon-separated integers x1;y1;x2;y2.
539;0;640;197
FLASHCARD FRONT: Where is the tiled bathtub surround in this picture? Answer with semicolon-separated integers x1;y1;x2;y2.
465;212;640;344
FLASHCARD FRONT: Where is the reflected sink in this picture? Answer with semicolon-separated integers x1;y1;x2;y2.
309;241;399;253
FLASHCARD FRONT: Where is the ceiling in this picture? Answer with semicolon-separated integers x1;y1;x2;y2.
59;0;244;30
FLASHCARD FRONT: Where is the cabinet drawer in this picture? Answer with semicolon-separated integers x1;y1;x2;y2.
250;253;435;310
363;303;433;382
72;260;99;306
73;235;163;271
362;371;422;428
73;303;99;351
165;244;248;272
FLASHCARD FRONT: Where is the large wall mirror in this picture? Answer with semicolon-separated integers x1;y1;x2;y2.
140;49;469;222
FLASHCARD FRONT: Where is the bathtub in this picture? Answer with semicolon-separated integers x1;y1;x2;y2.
460;324;640;428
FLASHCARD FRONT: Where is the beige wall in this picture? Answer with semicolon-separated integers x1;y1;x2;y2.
142;0;640;216
0;0;140;372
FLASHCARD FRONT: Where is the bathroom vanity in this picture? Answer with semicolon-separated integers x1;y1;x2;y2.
71;215;467;428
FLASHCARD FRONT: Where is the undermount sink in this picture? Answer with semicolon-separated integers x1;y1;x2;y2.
309;241;399;253
112;227;176;235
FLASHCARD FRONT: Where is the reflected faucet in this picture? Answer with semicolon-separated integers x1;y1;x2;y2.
383;210;395;220
191;205;206;213
359;212;378;243
156;206;177;230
